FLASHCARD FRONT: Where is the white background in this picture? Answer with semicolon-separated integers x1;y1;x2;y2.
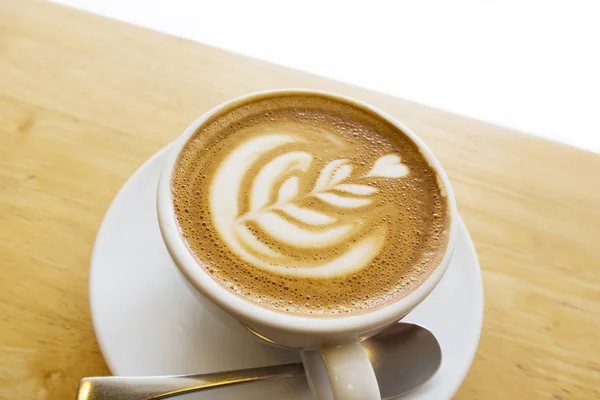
51;0;600;153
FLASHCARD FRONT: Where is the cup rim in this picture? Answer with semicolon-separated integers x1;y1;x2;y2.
157;88;459;335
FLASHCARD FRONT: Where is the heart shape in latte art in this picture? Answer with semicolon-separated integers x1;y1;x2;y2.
210;134;410;278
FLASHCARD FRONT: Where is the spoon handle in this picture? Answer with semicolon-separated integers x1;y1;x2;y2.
76;363;305;400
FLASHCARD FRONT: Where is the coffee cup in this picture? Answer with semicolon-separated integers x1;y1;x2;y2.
157;89;458;399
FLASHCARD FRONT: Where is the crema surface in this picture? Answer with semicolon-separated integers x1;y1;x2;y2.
172;93;450;316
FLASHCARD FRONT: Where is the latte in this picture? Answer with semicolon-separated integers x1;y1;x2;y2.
172;93;451;316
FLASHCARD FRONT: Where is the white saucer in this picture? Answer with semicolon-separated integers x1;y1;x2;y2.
90;146;484;400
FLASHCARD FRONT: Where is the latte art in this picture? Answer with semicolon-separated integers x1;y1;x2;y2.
210;134;409;278
172;93;451;316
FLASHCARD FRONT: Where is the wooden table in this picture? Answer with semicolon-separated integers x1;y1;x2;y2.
1;0;599;398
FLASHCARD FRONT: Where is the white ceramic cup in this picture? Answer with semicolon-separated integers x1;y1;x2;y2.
157;89;458;400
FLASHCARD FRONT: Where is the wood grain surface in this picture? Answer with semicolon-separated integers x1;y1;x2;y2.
1;0;599;399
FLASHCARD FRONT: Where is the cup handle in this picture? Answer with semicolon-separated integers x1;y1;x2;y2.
302;342;380;400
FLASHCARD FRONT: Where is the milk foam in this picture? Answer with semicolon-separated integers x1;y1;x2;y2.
172;93;450;316
210;133;408;278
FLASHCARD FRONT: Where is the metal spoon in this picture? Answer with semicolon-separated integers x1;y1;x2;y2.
77;322;440;400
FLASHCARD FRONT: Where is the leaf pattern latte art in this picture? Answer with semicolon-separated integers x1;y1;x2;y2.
209;134;410;278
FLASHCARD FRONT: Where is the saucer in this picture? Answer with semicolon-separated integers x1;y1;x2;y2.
90;146;484;399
